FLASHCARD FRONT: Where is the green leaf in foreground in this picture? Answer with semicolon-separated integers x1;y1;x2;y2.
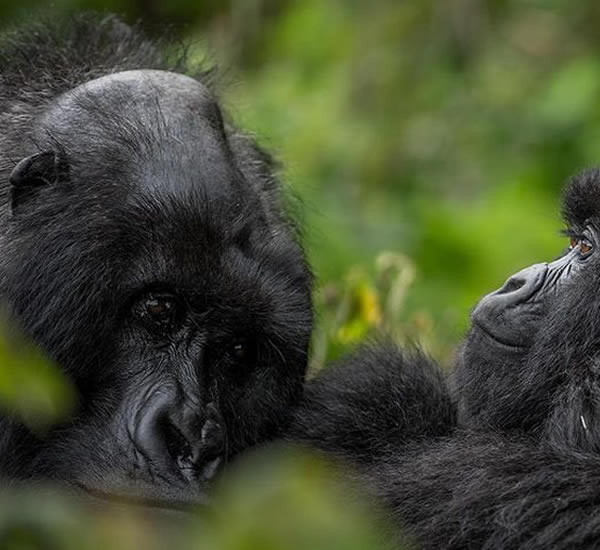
200;446;409;550
0;323;74;430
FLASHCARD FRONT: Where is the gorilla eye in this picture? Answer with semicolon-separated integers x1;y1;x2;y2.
143;295;179;325
580;239;593;255
230;341;255;363
570;236;594;256
232;342;247;360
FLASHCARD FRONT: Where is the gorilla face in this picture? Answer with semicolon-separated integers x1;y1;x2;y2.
456;169;600;444
0;68;312;505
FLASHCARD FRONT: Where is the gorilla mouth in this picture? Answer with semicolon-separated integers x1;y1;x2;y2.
471;319;529;350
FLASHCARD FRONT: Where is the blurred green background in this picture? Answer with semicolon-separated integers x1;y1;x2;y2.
1;0;599;548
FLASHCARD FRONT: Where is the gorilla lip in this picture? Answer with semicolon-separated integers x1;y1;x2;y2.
470;319;528;350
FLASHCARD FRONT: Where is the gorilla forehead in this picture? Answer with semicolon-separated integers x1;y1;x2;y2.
36;69;237;202
39;69;222;134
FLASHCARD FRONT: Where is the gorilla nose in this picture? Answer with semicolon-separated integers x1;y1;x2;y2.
135;396;226;484
163;402;226;483
490;263;547;304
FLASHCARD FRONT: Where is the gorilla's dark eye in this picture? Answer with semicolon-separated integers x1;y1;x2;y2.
143;295;179;325
232;342;248;360
230;340;255;363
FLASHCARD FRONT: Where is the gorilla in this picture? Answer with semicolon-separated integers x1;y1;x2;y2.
290;170;600;548
0;14;312;505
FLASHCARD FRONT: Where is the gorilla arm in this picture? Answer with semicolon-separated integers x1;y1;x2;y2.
286;343;456;465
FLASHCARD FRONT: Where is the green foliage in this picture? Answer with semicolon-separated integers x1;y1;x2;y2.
200;448;399;550
0;323;73;430
0;487;186;550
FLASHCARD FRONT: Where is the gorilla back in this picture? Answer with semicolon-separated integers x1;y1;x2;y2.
0;15;312;505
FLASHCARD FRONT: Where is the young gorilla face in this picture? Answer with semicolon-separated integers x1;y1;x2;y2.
456;169;600;446
0;40;312;505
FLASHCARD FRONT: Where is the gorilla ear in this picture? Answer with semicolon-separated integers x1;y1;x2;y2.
9;151;69;214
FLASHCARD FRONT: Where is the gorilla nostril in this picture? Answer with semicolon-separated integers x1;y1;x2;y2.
195;415;226;481
162;417;195;479
159;408;226;483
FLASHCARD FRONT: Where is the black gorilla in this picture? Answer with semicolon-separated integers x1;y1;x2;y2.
0;15;312;504
290;171;600;548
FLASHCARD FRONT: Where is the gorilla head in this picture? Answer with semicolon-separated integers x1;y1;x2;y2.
456;169;600;449
0;17;312;505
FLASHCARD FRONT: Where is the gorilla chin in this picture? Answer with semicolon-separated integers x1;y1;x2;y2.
0;15;312;506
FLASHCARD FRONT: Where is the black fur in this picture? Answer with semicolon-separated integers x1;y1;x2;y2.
360;434;600;549
288;343;455;465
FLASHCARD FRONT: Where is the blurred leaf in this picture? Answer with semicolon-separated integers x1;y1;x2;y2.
202;446;402;550
0;488;185;550
0;323;74;430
